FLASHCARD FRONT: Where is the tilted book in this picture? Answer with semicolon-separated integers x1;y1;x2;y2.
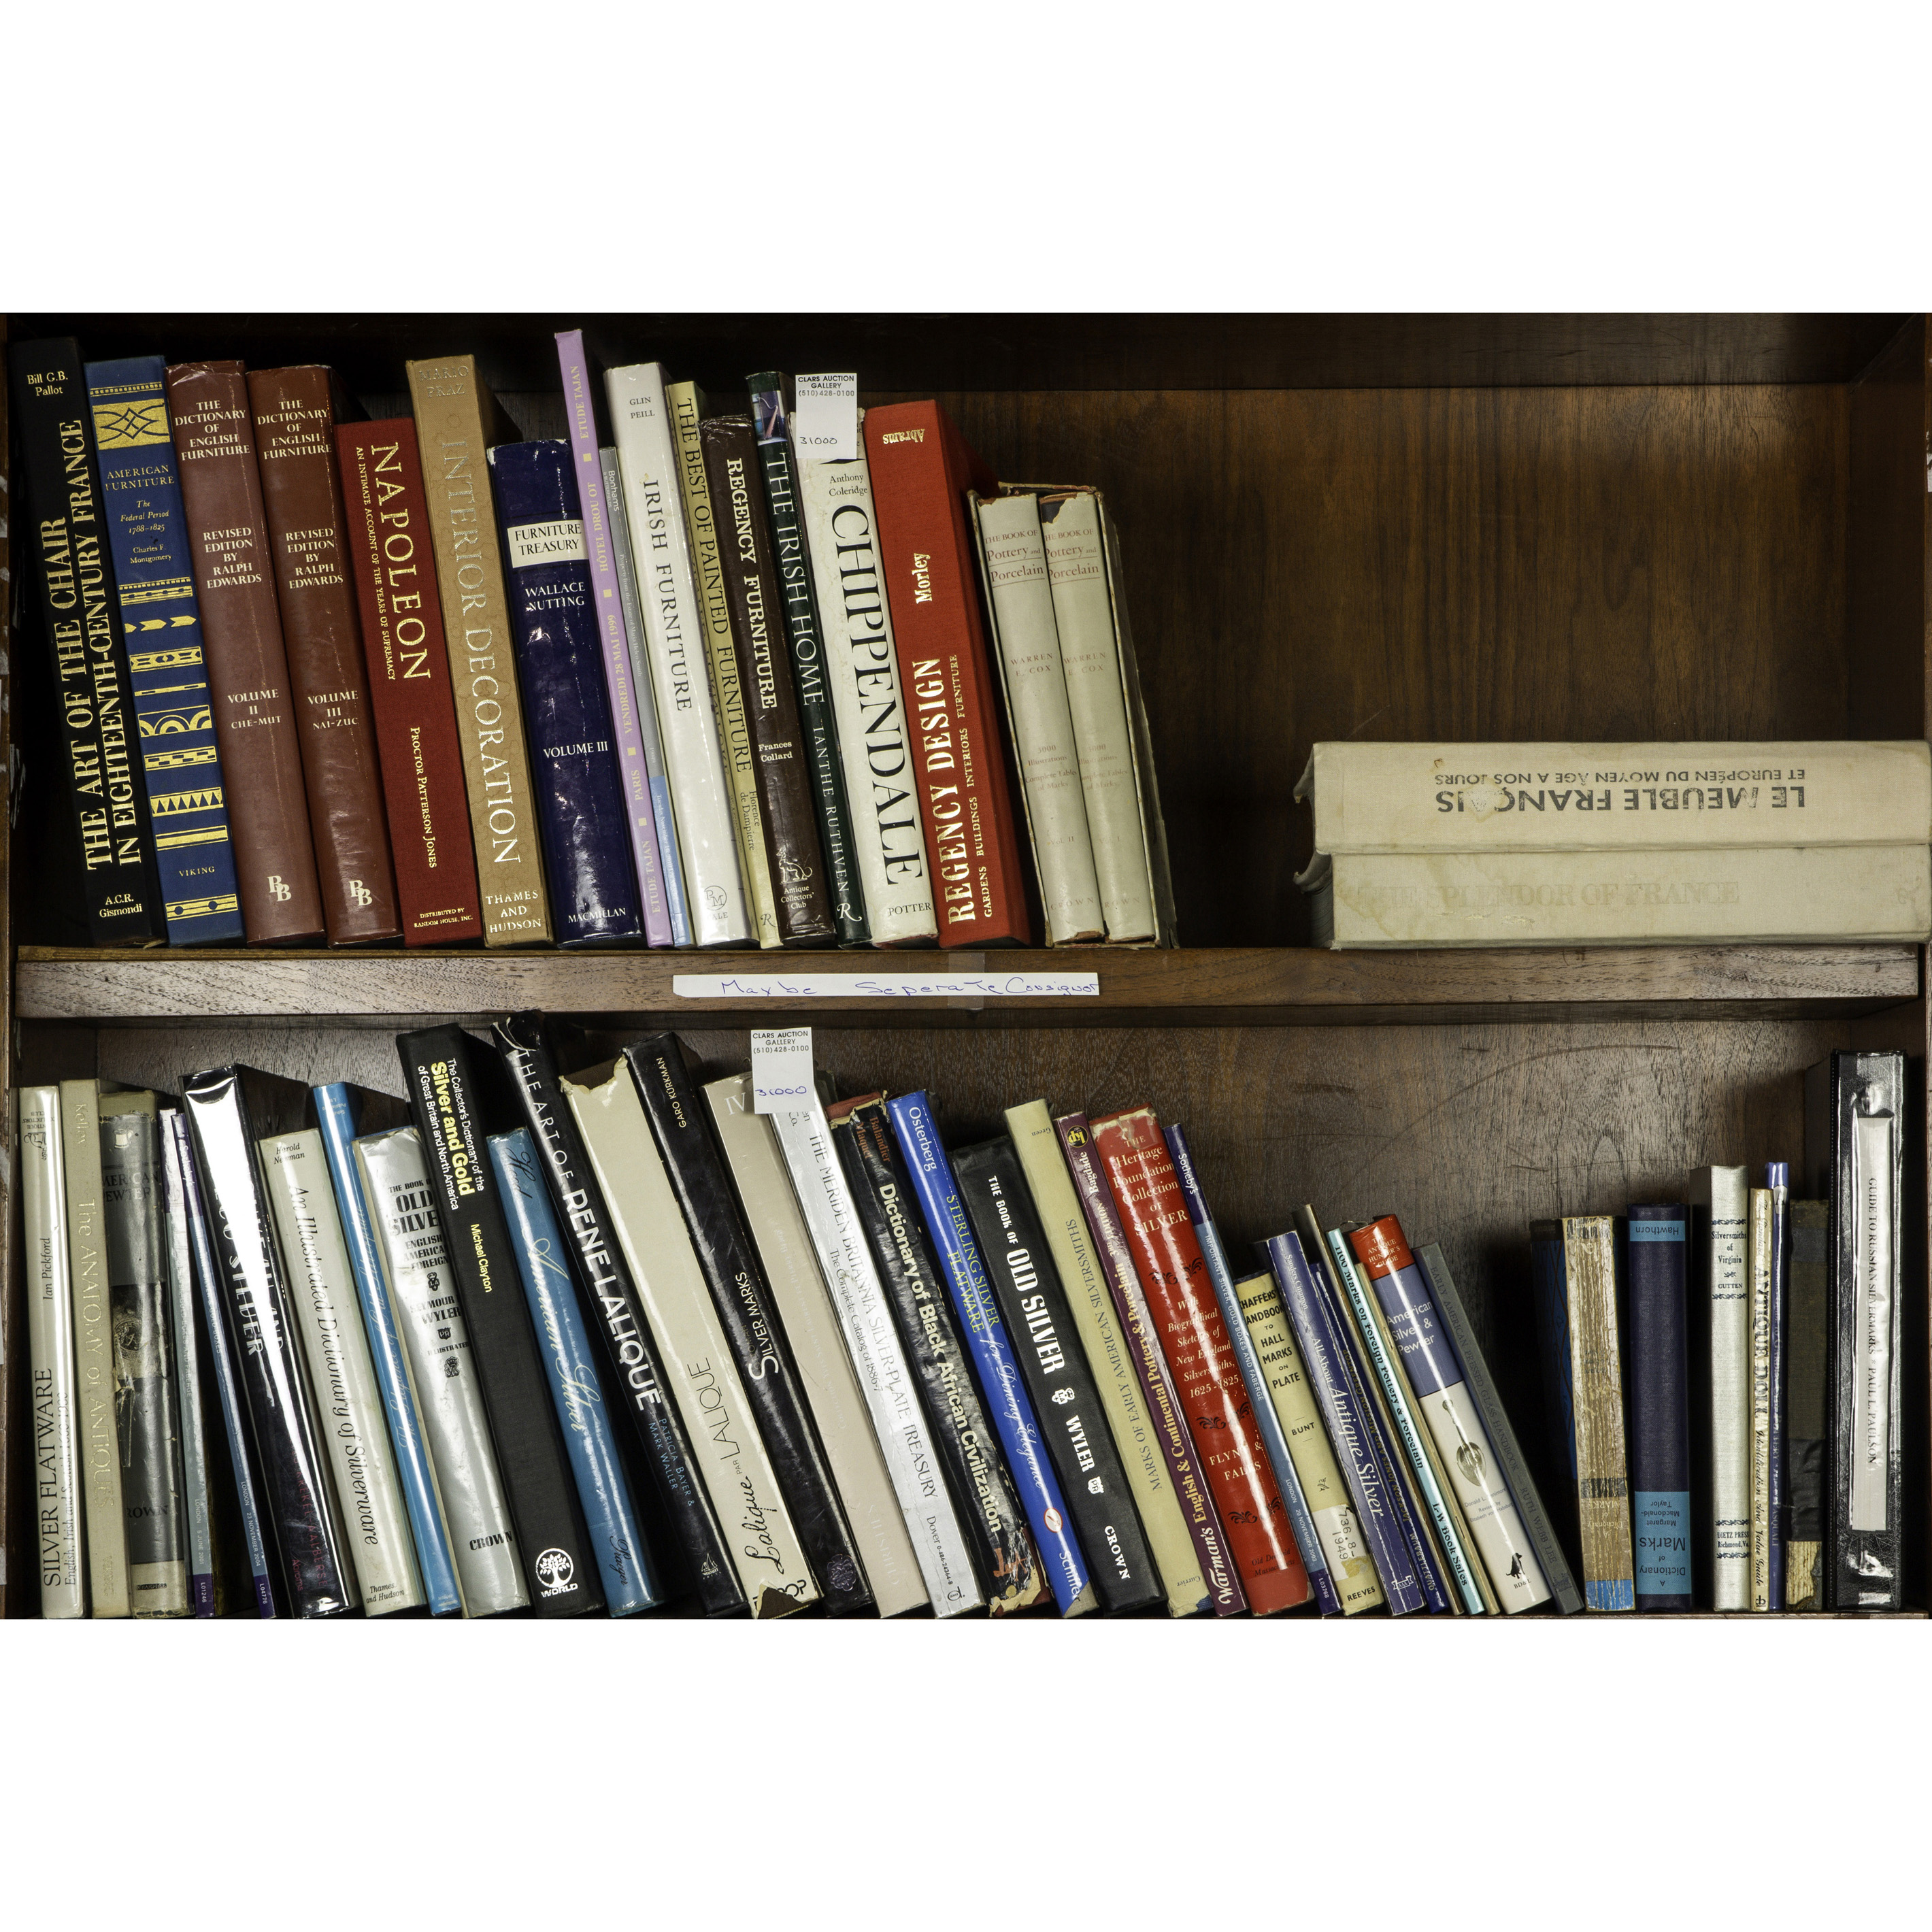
795;408;939;947
1687;1165;1750;1609
1559;1216;1637;1611
397;1025;602;1616
1623;1203;1693;1610
159;1107;220;1614
1783;1199;1829;1609
405;353;552;945
20;1089;85;1616
7;340;169;944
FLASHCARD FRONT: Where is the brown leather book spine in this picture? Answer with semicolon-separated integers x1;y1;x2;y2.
247;367;401;944
165;361;324;944
699;414;834;946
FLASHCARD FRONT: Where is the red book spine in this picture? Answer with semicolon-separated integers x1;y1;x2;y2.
337;420;483;944
864;400;1032;947
1089;1105;1310;1614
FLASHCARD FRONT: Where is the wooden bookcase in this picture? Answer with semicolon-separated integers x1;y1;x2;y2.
3;312;1926;1617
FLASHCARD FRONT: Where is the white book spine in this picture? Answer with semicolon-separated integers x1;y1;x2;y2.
265;1132;424;1614
606;363;750;946
159;1109;218;1612
1694;1165;1751;1610
766;1099;983;1617
973;492;1105;943
354;1129;527;1618
795;430;939;946
563;1063;821;1616
20;1089;85;1618
1037;493;1157;943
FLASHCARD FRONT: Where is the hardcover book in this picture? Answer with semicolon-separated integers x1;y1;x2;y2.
20;1089;85;1616
405;353;552;945
488;440;643;947
1748;1184;1775;1614
1687;1164;1750;1609
1620;1204;1694;1610
246;364;401;944
1783;1199;1829;1608
7;339;170;944
336;420;484;944
1559;1216;1637;1611
159;1107;220;1614
1766;1163;1789;1610
865;400;1032;946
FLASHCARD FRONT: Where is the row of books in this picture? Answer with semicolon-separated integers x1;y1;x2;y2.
22;1022;1584;1620
9;334;1173;956
1297;739;1932;945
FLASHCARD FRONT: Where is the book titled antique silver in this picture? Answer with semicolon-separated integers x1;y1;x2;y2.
21;1088;86;1618
354;1127;526;1617
265;1131;425;1615
160;1107;220;1615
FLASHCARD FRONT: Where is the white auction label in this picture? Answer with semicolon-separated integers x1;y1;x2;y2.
792;371;859;463
674;971;1100;1001
750;1028;816;1114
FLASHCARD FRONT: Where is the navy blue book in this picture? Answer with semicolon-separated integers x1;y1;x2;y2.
1765;1162;1789;1612
488;439;642;948
1626;1204;1693;1610
490;1129;665;1617
1529;1218;1581;1566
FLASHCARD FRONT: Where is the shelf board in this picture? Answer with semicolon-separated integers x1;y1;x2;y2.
15;943;1919;1030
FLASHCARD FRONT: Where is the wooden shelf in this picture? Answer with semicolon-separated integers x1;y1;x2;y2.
17;942;1918;1029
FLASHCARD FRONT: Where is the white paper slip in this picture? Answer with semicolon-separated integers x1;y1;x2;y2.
750;1029;816;1114
792;372;859;462
675;971;1101;1001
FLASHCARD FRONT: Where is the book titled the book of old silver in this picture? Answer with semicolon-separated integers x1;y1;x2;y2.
21;1088;86;1618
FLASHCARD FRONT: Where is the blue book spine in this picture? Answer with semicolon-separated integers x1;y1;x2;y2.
1765;1163;1788;1612
1626;1205;1693;1610
487;439;644;947
312;1082;463;1617
884;1091;1090;1614
1162;1126;1339;1616
83;355;245;944
1529;1221;1578;1486
488;1129;664;1616
653;772;692;946
1261;1233;1426;1614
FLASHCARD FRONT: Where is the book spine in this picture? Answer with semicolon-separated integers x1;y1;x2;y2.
750;377;868;944
1748;1187;1773;1611
246;365;402;943
1163;1125;1336;1615
159;359;324;942
181;1066;358;1616
865;400;1032;946
1260;1231;1427;1614
335;420;484;945
623;1035;867;1611
667;380;780;947
1561;1216;1637;1610
60;1080;129;1615
1086;1107;1310;1614
1053;1112;1243;1613
1231;1269;1386;1613
703;1076;933;1618
699;414;836;946
795;424;939;946
168;1107;278;1616
829;1095;1047;1613
972;491;1104;944
1783;1199;1829;1608
159;1109;218;1614
263;1130;424;1613
1005;1099;1205;1616
561;1059;811;1616
312;1084;462;1616
1037;490;1157;942
1622;1205;1694;1610
487;441;644;947
884;1091;1093;1616
1305;738;1932;853
20;1090;86;1616
1766;1163;1788;1611
493;1020;743;1617
6;340;169;943
397;1026;601;1614
405;354;552;945
952;1133;1165;1615
554;332;671;946
1689;1165;1750;1608
1415;1242;1584;1614
601;444;693;947
490;1130;665;1616
353;1127;526;1617
605;364;751;946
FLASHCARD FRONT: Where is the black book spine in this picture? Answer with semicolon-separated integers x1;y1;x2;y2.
397;1025;603;1617
829;1096;1044;1612
492;1012;745;1616
951;1133;1165;1614
7;338;165;944
180;1066;354;1616
622;1033;870;1613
